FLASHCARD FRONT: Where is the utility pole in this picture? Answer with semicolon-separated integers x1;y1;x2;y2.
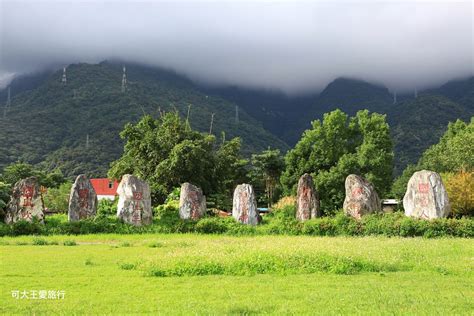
209;113;215;135
121;66;127;93
393;91;397;104
86;134;90;149
61;67;67;85
3;86;11;119
235;105;239;124
414;87;418;99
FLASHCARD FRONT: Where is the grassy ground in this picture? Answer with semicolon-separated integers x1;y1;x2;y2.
0;234;473;315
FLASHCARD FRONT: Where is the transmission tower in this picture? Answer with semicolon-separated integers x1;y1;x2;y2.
414;87;418;99
121;66;127;93
209;113;215;134
61;67;67;85
3;87;11;118
393;92;397;104
235;105;239;123
86;134;90;149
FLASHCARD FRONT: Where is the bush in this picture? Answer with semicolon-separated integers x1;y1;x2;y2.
11;220;43;236
273;196;296;210
0;210;472;238
443;170;474;217
63;239;77;246
195;217;231;234
97;198;118;217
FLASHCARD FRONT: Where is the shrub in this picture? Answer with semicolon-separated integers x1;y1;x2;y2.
32;237;49;245
11;220;43;236
273;196;296;210
195;217;230;234
63;239;77;246
97;198;118;217
443;170;474;217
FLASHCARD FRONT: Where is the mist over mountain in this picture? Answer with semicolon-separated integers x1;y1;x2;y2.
0;62;472;178
1;0;472;94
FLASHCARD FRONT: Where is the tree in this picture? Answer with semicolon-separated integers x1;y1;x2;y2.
43;182;72;213
281;109;393;214
250;149;285;208
392;117;473;200
419;118;474;172
108;112;247;204
0;162;65;188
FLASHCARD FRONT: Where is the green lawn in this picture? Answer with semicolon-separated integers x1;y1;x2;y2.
0;234;473;315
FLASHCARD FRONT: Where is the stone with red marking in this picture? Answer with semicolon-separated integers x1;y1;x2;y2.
403;170;450;219
5;177;44;224
232;184;258;225
179;182;206;220
68;174;98;222
343;174;381;219
296;173;320;221
116;174;152;226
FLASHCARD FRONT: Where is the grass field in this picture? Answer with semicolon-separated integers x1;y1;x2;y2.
0;234;473;315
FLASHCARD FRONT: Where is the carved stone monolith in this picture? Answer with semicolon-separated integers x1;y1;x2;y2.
5;177;44;224
179;182;206;220
343;174;380;219
116;174;152;226
232;184;258;225
403;170;451;219
68;174;98;221
296;173;320;221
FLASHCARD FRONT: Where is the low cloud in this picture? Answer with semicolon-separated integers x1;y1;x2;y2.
0;0;472;94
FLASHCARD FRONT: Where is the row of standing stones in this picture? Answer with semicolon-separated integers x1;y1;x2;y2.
3;170;451;226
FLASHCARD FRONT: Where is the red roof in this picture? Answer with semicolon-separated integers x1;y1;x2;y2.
90;178;119;196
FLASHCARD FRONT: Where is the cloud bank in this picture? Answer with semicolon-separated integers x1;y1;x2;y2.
0;0;472;94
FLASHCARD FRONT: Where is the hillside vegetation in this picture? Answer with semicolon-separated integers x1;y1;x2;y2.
0;62;287;177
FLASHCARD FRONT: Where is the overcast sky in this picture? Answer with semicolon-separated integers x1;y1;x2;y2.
0;0;472;94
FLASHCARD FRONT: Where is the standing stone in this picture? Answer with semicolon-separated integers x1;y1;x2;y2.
179;182;206;220
116;174;152;226
68;174;98;222
296;173;320;221
403;170;451;219
343;174;381;219
232;184;258;225
5;177;44;224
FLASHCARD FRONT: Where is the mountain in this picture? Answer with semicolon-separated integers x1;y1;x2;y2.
0;62;288;177
206;76;473;175
0;62;472;179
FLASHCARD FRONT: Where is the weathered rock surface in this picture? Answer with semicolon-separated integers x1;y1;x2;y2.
179;182;206;220
232;184;259;225
296;173;320;221
116;174;152;226
5;177;44;224
68;174;98;222
343;174;381;219
403;170;451;219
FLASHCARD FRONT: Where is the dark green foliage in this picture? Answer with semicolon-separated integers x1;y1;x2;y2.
388;95;472;174
109;112;248;203
0;162;66;188
392;117;473;200
0;211;471;237
282;109;393;213
96;198;118;217
0;62;287;177
249;149;285;208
